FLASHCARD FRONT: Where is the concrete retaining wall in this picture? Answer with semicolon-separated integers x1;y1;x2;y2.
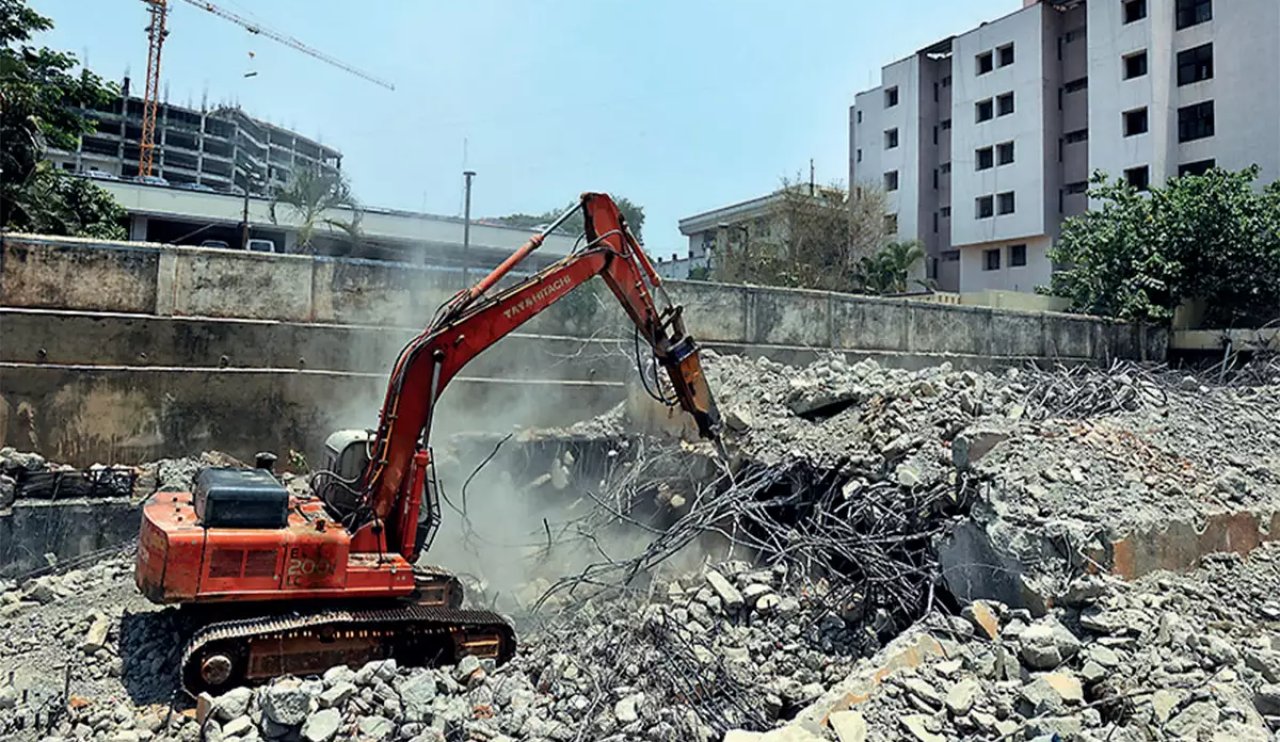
0;233;1166;466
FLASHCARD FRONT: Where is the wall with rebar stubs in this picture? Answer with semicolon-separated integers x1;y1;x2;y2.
0;233;1165;466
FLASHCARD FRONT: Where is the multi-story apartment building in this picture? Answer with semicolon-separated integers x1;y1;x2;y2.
850;0;1280;293
49;80;342;197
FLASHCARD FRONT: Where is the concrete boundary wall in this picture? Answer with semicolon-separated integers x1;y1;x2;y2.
0;233;1166;465
1;233;1163;360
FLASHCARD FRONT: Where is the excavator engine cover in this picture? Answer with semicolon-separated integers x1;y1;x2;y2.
193;467;288;528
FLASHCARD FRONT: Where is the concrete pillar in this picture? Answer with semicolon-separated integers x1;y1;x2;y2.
155;249;178;317
129;215;149;242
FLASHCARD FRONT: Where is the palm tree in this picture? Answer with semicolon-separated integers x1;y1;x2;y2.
856;240;926;294
268;168;361;254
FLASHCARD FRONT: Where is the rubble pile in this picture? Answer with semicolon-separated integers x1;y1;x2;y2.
3;352;1280;741
772;542;1280;742
702;353;1280;509
0;554;874;741
698;353;1280;603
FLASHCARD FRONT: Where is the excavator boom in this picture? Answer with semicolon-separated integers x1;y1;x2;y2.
359;192;722;536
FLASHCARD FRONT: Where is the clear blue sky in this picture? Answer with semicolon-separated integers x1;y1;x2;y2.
32;0;1013;253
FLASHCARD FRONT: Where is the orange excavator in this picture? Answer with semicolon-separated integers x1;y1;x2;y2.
134;193;723;694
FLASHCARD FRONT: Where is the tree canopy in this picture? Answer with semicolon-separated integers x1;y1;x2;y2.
1046;167;1280;326
493;196;646;242
0;0;126;239
712;178;919;295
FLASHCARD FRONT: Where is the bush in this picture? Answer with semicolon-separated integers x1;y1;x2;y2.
1047;167;1280;326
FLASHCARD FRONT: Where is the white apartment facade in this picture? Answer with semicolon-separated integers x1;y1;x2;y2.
850;0;1280;293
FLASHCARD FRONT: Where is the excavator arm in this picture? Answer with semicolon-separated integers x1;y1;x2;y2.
357;193;722;545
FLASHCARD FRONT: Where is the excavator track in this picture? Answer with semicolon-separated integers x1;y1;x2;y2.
180;579;516;695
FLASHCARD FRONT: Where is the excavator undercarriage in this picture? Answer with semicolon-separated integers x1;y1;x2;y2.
180;571;515;694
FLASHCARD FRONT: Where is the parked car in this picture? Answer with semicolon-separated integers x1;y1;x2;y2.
199;239;231;249
246;239;277;253
134;175;169;187
177;182;216;192
84;169;120;180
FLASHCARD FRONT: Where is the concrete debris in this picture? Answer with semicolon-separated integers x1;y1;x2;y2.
0;551;874;741
748;542;1280;742
4;352;1280;742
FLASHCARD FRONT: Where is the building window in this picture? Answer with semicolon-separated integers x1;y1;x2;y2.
940;119;952;131
997;191;1015;215
942;75;952;88
1124;51;1148;79
933;212;939;233
885;86;899;107
1124;107;1149;136
885;128;899;149
1178;43;1214;86
1125;166;1151;191
976;147;994;171
1065;181;1088;195
943;250;960;262
977;51;994;75
884;171;899;191
1064;28;1085;44
984;249;1001;271
997;141;1014;165
857;110;862;124
940;162;951;175
1124;0;1147;23
1178;100;1215;142
933;125;939;145
997;92;1014;116
1009;244;1027;267
976;196;994;219
976;99;994;122
1064;129;1089;144
1064;77;1088;94
856;148;862;162
933;168;939;189
998;44;1015;68
1176;0;1212;30
884;214;898;233
941;206;952;218
1179;159;1215;177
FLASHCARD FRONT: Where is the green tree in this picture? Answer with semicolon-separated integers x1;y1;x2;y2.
1046;167;1280;326
0;0;125;238
268;168;362;254
494;196;646;242
855;240;927;294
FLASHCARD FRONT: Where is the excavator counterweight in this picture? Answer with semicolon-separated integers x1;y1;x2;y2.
134;193;723;694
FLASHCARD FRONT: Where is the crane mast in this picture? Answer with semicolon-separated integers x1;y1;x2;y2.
138;0;168;177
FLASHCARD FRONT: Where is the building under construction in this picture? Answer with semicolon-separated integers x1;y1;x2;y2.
48;83;342;197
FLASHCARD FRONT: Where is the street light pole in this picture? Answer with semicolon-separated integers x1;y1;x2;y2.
462;170;475;284
241;178;251;250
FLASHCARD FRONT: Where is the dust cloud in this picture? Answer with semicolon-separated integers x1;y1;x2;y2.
321;265;706;614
